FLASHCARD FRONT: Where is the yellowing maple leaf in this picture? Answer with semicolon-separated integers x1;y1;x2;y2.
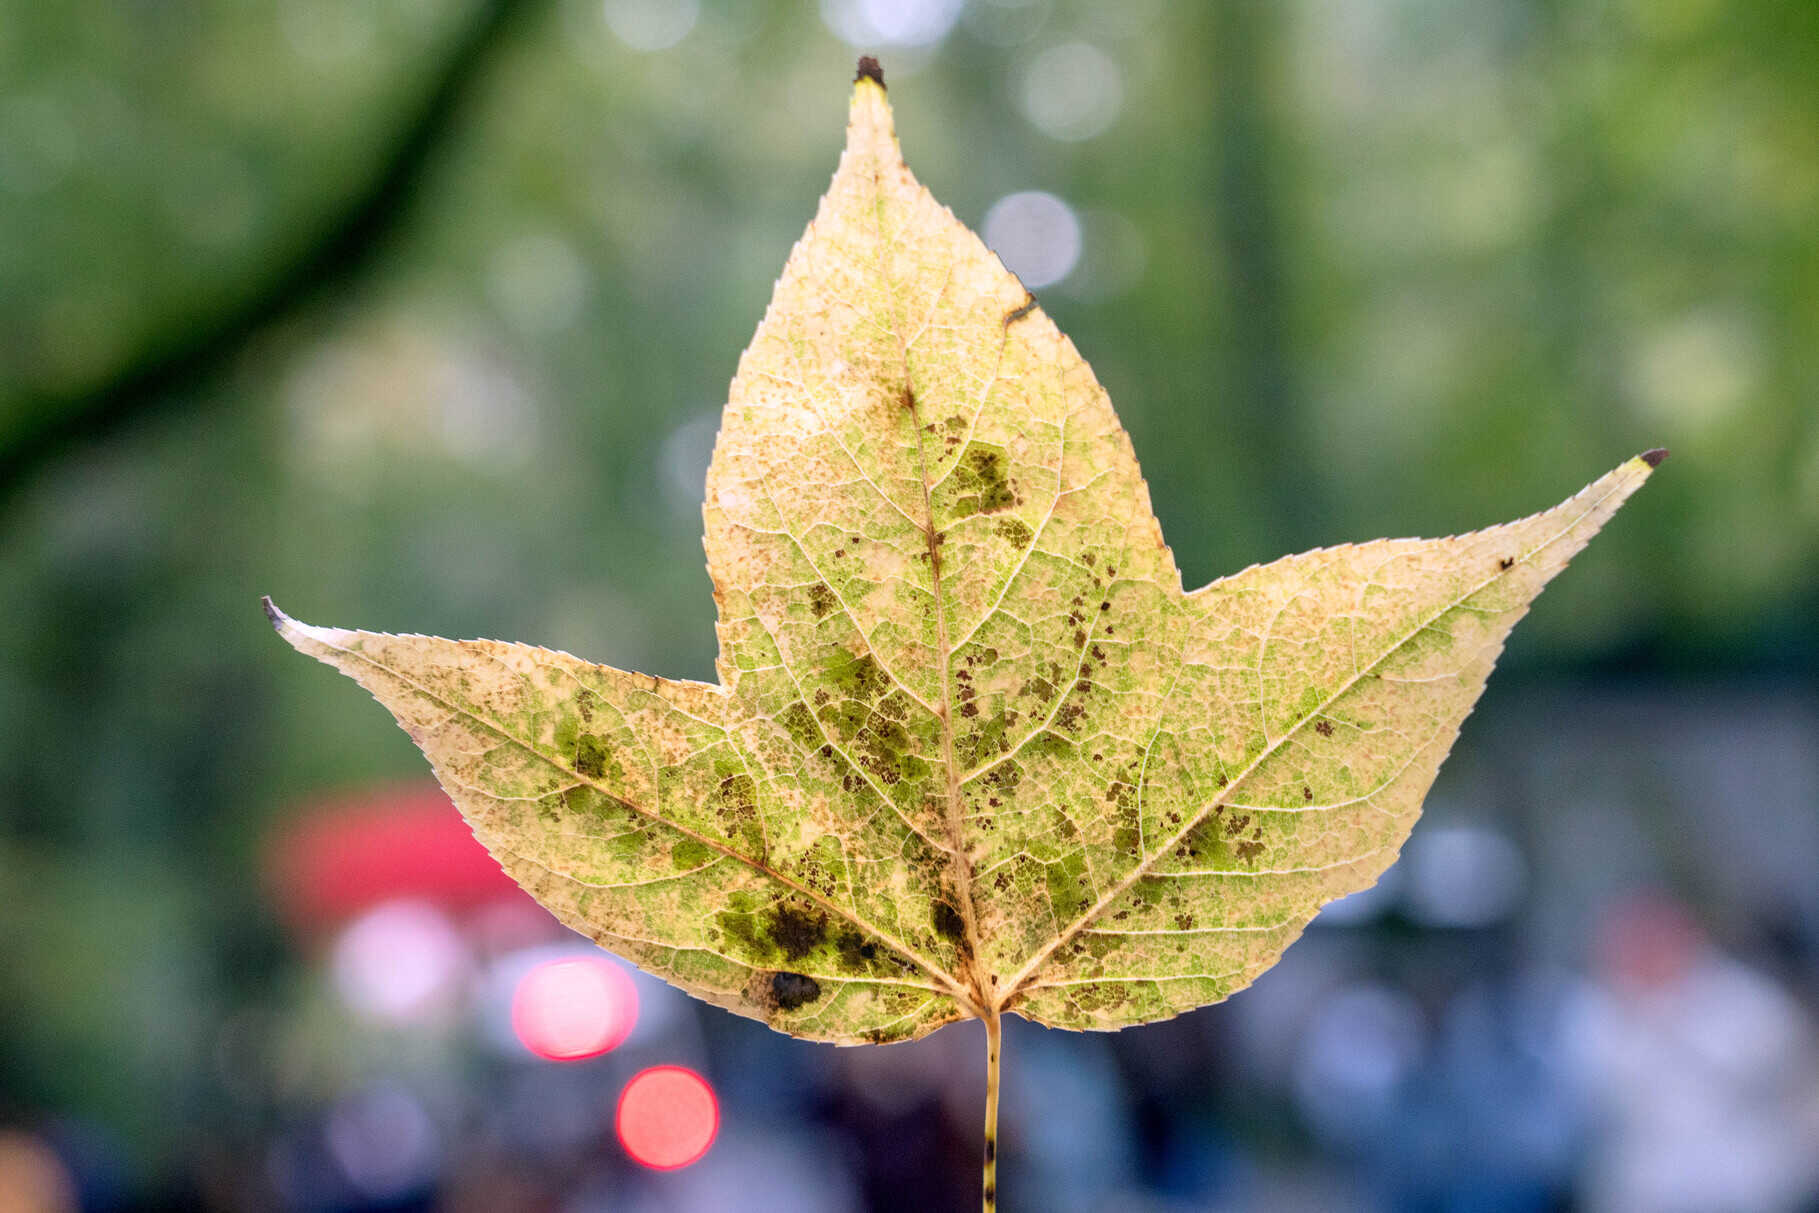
268;59;1661;1209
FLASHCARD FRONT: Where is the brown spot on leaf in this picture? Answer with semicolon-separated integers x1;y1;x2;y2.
1315;720;1334;737
983;763;1022;793
574;734;609;779
994;516;1033;547
771;971;822;1010
952;445;1018;515
768;903;828;960
932;900;967;946
835;931;878;971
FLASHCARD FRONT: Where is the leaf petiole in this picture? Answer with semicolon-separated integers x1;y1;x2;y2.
983;1012;1001;1213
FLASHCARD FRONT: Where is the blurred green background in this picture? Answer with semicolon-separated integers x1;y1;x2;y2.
2;1;1816;1209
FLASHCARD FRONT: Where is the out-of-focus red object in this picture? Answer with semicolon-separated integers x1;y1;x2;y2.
1597;891;1704;991
616;1066;719;1170
512;956;639;1060
268;781;531;931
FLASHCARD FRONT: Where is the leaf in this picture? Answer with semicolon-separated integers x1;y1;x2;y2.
268;63;1659;1198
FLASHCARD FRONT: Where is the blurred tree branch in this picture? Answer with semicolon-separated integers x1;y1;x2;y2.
0;0;550;509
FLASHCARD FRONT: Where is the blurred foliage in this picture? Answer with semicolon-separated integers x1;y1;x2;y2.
1;0;1815;1192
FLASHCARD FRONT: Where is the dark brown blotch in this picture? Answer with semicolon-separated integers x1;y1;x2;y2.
771;971;822;1010
768;902;829;961
835;931;879;971
932;899;967;945
574;733;609;779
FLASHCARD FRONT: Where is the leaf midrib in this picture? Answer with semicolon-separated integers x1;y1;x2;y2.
868;152;990;1007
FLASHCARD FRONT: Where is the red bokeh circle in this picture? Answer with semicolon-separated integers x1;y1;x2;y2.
616;1066;719;1170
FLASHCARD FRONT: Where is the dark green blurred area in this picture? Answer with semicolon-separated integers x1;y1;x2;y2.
2;0;1815;1202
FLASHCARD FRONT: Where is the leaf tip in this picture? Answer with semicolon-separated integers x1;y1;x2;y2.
262;597;347;651
1639;447;1670;469
846;56;897;158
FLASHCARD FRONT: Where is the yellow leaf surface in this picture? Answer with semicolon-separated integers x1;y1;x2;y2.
269;71;1660;1046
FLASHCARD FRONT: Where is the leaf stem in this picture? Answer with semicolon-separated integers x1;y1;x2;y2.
983;1011;1002;1213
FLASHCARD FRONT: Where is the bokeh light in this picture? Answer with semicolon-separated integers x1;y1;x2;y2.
330;900;469;1023
1403;823;1528;929
0;1132;77;1213
324;1082;440;1200
616;1066;719;1170
511;955;639;1061
601;0;699;53
1018;42;1124;142
820;0;965;49
1294;983;1428;1146
982;190;1082;289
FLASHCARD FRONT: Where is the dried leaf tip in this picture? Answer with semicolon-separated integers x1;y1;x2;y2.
262;597;344;650
1640;447;1670;468
846;58;899;162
